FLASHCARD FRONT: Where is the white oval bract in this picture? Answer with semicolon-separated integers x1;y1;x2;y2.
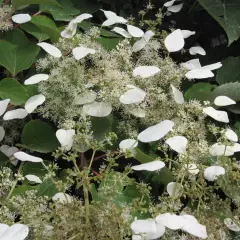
214;96;236;106
3;109;28;120
204;166;225;181
170;85;184;104
119;139;138;152
72;46;96;60
37;42;62;58
225;129;238;142
25;94;46;113
25;174;42;184
131;160;165;171
24;74;49;85
0;223;29;240
119;87;146;104
12;14;31;24
156;213;185;230
138;120;174;143
203;107;229;123
164;29;185;52
83;102;112;117
189;46;206;56
0;126;5;142
0;99;10;117
133;66;160;78
165;136;188;153
112;27;132;38
52;192;72;204
14;151;43;163
56;129;75;151
127;25;144;38
166;182;182;197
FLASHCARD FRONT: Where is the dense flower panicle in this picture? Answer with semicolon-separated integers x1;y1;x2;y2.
0;5;13;32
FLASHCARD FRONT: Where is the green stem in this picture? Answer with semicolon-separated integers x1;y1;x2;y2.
6;162;24;200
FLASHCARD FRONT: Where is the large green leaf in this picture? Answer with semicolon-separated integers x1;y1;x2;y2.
40;0;80;21
184;82;217;102
21;22;49;41
12;0;61;8
198;0;240;44
2;29;29;46
96;37;121;50
36;179;59;197
22;161;49;177
31;15;60;42
0;78;29;105
72;0;102;13
21;120;60;153
216;57;240;85
0;41;39;76
212;82;240;102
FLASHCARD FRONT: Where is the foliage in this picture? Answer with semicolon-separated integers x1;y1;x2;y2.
0;0;239;240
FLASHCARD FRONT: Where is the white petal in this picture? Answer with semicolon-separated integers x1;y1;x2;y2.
185;69;214;79
204;166;225;181
209;143;235;156
184;163;199;175
120;87;146;104
25;174;42;183
102;19;117;27
37;42;62;58
166;182;182;197
181;30;196;38
0;126;5;142
52;192;72;203
101;9;117;19
203;107;229;123
119;139;138;152
83;102;112;117
138;120;174;143
131;160;165;171
0;99;10;117
225;129;238;142
189;46;206;55
165;136;187;153
56;129;75;151
224;218;240;232
74;91;97;105
181;214;208;239
61;20;77;39
145;222;165;239
164;0;176;7
230;143;240;153
132;235;142;240
131;219;156;234
0;145;18;157
171;85;184;104
214;96;236;106
181;59;201;70
12;14;31;24
24;74;49;85
73;13;93;23
127;25;144;38
167;3;183;13
14;151;43;163
133;66;160;78
164;29;185;52
132;38;147;52
112;27;132;38
116;16;128;24
201;62;222;71
156;213;185;230
24;94;45;113
72;46;96;60
143;30;155;42
3;109;28;120
0;223;29;240
130;108;146;118
0;224;9;236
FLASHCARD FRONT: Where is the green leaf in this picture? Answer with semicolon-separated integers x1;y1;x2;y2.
31;15;60;42
0;78;29;105
0;152;9;167
72;0;102;13
22;161;49;177
216;57;240;85
234;121;240;138
21;22;49;41
96;37;121;50
212;82;240;102
2;29;28;46
36;179;59;197
184;82;217;102
135;148;154;164
0;40;39;76
12;0;61;8
12;185;38;196
21;120;60;153
91;116;113;141
198;0;240;44
40;0;80;21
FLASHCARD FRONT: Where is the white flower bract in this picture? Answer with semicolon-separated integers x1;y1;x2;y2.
214;96;236;106
25;174;42;184
203;107;229;123
189;46;206;56
127;25;144;38
37;42;62;58
133;66;160;78
56;129;75;151
0;126;5;142
131;160;165;171
3;109;28;120
83;102;112;117
165;136;187;153
0;99;10;117
164;29;185;52
72;46;96;60
52;192;72;204
24;74;49;85
24;94;46;113
170;85;184;104
166;182;182;197
119;139;138;152
12;14;31;24
204;166;225;181
112;27;132;38
225;129;238;142
14;151;43;163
